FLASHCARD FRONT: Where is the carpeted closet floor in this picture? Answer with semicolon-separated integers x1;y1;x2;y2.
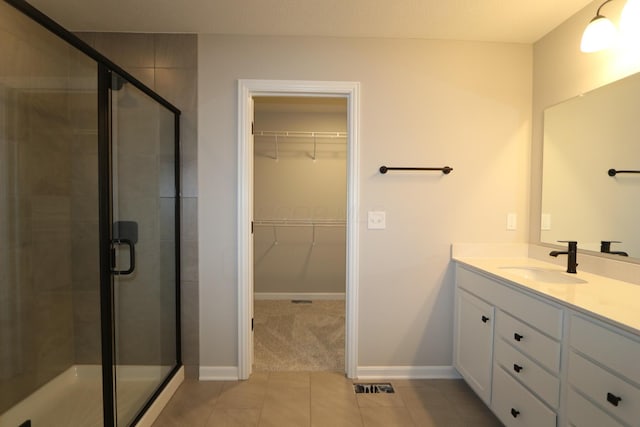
253;299;345;372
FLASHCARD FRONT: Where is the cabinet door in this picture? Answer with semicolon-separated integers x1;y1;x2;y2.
455;289;495;404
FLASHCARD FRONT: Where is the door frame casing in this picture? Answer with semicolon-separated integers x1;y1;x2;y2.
237;79;360;379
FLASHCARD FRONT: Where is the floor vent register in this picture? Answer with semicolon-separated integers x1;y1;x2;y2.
353;383;395;394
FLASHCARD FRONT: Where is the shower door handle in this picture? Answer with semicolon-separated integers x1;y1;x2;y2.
111;238;136;275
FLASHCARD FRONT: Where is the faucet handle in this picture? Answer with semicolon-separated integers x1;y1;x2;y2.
601;241;626;255
600;240;621;249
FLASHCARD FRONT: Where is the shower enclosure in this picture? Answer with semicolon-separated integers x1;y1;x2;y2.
0;0;181;426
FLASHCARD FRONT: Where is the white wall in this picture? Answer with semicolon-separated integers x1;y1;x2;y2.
531;0;640;242
198;35;532;370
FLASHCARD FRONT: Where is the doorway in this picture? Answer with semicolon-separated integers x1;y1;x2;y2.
252;96;347;372
237;80;360;379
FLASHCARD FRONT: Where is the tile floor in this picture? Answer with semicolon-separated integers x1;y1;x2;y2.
152;372;503;426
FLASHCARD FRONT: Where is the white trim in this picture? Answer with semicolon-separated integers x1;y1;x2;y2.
254;292;346;300
199;366;240;381
238;79;361;379
356;366;462;380
136;366;184;427
237;80;254;381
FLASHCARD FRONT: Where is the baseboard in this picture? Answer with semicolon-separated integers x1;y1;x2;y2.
356;365;461;380
254;292;346;300
199;366;239;381
198;365;459;380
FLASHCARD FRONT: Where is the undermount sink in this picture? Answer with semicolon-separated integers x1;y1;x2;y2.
499;266;587;284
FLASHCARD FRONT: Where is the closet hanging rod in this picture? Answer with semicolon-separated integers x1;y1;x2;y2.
608;168;640;176
379;166;453;175
254;130;347;138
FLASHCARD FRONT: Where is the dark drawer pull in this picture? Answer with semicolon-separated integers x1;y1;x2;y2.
514;333;524;342
607;392;622;407
511;408;520;418
481;315;490;323
513;364;523;373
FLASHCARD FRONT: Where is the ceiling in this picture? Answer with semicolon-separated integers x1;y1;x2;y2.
27;0;595;44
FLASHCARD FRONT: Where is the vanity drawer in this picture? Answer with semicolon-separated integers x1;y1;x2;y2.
456;266;563;339
456;266;498;302
496;310;561;374
568;351;640;426
567;388;625;427
494;338;560;409
570;314;640;386
491;364;556;427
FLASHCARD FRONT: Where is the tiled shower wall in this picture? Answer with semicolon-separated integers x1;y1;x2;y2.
0;89;83;412
76;32;199;377
1;3;102;410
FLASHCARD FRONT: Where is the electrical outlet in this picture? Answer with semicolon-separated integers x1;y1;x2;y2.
368;211;386;229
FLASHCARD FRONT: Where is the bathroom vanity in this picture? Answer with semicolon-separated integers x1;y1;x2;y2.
453;255;640;427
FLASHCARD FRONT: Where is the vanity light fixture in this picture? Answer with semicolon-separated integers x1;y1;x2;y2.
581;0;618;52
620;0;640;45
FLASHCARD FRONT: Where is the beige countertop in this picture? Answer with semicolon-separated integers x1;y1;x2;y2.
454;256;640;336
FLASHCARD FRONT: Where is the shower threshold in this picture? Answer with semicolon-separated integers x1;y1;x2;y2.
0;365;181;427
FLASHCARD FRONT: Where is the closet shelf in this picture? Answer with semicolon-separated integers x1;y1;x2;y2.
253;219;346;227
254;130;347;160
253;219;345;245
254;130;347;140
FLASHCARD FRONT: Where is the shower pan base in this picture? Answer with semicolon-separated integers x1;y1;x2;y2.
0;365;183;427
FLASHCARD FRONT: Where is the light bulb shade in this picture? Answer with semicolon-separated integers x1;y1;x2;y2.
620;0;640;43
581;15;617;52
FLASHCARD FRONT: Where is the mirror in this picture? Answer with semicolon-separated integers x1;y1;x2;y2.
541;71;640;260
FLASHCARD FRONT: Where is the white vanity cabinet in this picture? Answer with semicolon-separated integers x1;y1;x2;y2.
455;261;640;427
567;314;640;427
452;248;640;427
455;265;562;426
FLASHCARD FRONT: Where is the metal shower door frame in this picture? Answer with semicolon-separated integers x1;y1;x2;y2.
3;1;183;425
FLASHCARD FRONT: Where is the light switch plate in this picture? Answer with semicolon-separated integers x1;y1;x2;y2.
541;214;551;230
507;213;517;231
368;211;386;229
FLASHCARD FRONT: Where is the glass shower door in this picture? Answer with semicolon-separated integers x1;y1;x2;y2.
108;71;178;425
